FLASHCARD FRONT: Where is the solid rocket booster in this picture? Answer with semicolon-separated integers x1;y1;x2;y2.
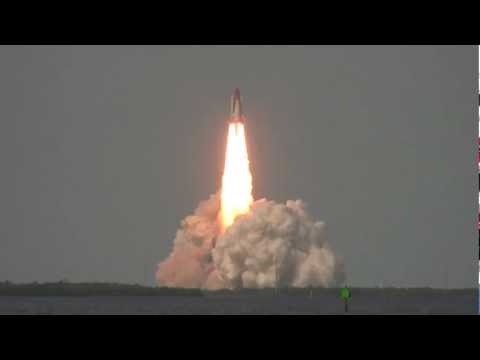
230;88;244;123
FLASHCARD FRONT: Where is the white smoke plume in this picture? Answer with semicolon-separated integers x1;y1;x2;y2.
156;193;345;289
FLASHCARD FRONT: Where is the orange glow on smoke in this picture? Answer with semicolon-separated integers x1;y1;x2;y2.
220;122;253;230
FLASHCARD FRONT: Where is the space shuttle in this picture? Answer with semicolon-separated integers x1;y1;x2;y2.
230;88;244;123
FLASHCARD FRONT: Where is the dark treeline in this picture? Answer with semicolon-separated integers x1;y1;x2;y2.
0;281;203;297
203;287;476;297
0;281;474;297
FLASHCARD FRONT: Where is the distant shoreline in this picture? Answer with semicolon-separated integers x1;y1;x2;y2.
0;281;475;297
0;282;204;297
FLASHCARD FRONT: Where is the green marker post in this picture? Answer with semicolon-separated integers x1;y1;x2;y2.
340;286;351;313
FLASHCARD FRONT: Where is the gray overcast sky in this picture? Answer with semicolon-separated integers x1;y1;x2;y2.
0;45;477;288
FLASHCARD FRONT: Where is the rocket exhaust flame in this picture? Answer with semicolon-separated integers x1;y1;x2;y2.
220;122;253;230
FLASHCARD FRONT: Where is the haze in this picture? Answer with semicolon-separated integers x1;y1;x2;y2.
0;45;476;288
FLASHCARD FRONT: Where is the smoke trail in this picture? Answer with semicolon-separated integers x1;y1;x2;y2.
156;194;220;289
156;194;345;289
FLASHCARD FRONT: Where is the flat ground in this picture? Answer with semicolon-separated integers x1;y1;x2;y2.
0;289;477;315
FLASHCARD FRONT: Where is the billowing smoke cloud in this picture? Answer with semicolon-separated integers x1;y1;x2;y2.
156;193;345;289
156;193;221;289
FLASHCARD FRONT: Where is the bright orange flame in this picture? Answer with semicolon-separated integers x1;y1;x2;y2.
220;122;253;230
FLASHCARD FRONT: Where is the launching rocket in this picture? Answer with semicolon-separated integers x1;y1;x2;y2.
230;88;244;123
